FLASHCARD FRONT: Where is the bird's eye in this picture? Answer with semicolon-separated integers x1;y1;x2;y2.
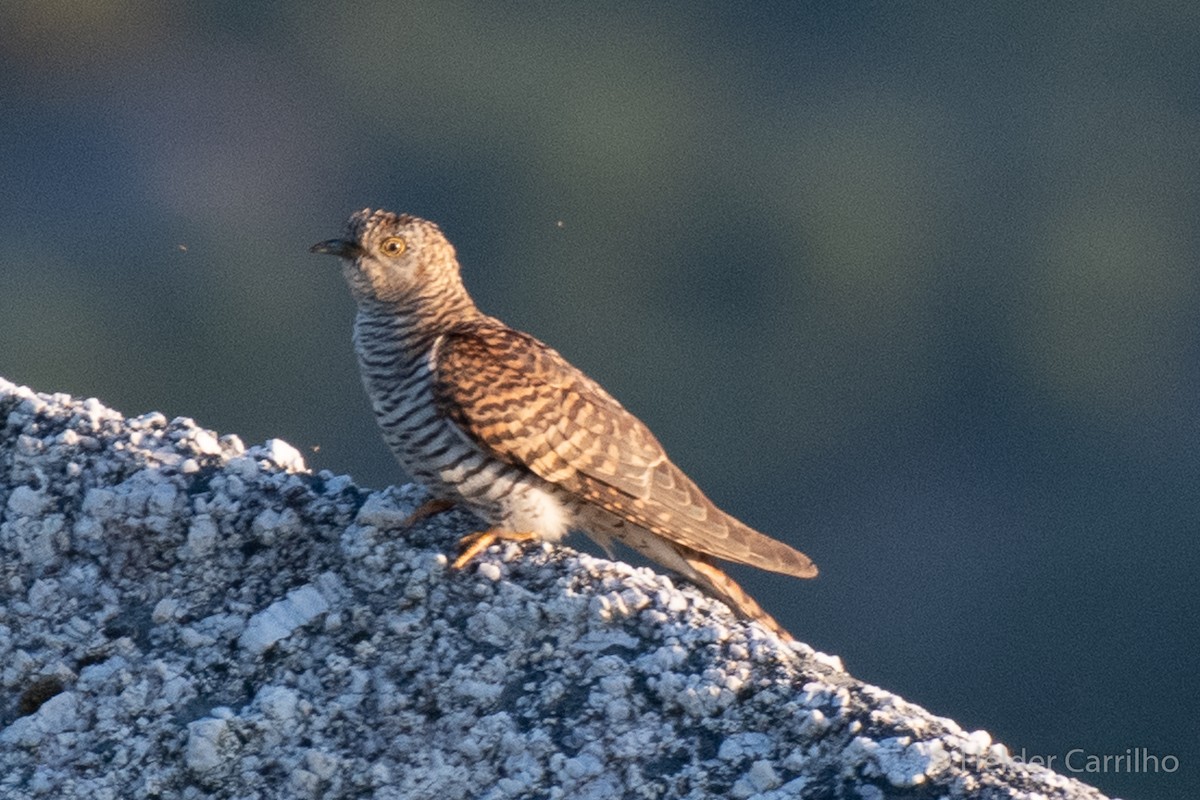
380;236;407;256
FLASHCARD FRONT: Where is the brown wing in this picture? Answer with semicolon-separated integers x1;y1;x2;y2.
431;322;817;578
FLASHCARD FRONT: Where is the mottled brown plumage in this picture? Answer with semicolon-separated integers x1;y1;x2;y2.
312;209;816;640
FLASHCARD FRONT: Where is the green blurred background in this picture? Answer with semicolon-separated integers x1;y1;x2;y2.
2;3;1196;797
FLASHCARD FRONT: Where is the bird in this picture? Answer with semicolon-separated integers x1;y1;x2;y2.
311;209;817;640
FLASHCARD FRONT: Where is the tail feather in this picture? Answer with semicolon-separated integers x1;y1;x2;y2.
596;517;799;642
679;550;796;643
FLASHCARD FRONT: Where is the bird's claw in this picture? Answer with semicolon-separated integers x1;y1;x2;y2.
400;498;456;528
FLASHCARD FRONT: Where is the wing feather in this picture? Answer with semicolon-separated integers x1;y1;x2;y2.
431;322;816;578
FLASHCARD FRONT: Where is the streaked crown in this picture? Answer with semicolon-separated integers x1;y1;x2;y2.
311;209;466;309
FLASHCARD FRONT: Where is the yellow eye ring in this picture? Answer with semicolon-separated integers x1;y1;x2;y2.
380;236;407;256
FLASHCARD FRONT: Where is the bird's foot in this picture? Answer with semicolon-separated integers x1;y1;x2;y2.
401;497;456;528
452;529;540;569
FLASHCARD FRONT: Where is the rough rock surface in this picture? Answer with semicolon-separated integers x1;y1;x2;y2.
0;378;1109;800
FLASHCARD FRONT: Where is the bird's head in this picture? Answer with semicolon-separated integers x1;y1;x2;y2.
311;209;466;309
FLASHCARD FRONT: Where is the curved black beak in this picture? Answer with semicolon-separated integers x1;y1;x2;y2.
310;239;361;258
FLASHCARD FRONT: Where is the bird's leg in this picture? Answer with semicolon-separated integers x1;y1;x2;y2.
401;497;456;528
452;529;540;569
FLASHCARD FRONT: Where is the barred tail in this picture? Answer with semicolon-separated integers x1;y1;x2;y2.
680;550;795;643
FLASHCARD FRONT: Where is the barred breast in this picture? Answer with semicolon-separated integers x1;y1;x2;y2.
353;310;574;541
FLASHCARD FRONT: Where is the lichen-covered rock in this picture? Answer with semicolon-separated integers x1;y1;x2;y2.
0;378;1109;799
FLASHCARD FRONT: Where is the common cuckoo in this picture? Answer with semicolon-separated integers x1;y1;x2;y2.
312;209;817;639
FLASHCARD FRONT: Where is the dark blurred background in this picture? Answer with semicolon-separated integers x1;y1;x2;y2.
2;3;1196;797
